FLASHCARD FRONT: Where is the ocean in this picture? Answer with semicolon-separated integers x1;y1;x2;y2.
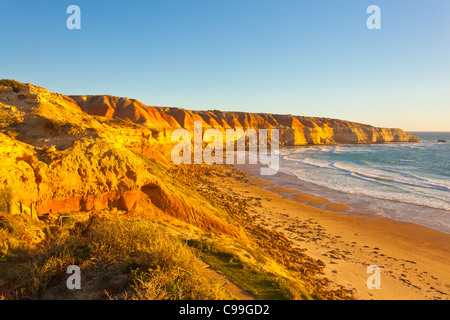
249;132;450;234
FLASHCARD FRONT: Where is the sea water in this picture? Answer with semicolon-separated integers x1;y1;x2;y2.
256;132;450;234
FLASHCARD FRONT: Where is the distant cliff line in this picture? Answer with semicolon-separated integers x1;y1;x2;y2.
0;79;419;146
71;95;420;146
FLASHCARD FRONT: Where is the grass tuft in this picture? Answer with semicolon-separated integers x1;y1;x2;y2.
0;214;232;300
0;79;24;93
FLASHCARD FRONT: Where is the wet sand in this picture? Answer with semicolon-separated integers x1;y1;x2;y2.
212;165;450;300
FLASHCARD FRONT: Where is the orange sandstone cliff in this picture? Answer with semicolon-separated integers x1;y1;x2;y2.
0;80;419;221
71;95;420;145
0;81;243;237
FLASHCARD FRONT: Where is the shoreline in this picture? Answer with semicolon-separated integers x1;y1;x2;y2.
236;158;450;235
213;164;450;299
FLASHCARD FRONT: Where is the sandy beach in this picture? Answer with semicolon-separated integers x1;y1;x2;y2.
210;165;450;300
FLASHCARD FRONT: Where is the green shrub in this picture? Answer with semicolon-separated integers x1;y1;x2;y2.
0;187;13;213
0;79;23;93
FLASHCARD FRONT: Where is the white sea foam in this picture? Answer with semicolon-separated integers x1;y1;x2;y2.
283;155;450;192
278;142;450;216
270;134;450;232
289;168;450;212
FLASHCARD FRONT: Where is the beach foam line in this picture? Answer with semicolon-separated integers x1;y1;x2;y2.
280;167;450;212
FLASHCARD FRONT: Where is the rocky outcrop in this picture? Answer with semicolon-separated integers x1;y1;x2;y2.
72;96;420;145
71;95;177;140
0;81;243;236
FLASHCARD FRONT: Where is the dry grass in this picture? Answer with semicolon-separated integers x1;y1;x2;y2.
0;214;232;300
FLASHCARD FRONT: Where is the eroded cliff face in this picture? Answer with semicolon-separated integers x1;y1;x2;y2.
0;80;419;225
72;96;420;145
0;81;243;237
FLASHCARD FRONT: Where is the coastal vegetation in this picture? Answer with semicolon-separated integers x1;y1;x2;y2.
0;192;328;300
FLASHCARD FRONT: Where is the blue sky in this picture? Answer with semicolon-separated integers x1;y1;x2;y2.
1;0;449;131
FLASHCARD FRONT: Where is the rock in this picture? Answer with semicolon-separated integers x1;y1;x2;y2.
438;139;446;143
71;95;420;145
0;86;14;93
